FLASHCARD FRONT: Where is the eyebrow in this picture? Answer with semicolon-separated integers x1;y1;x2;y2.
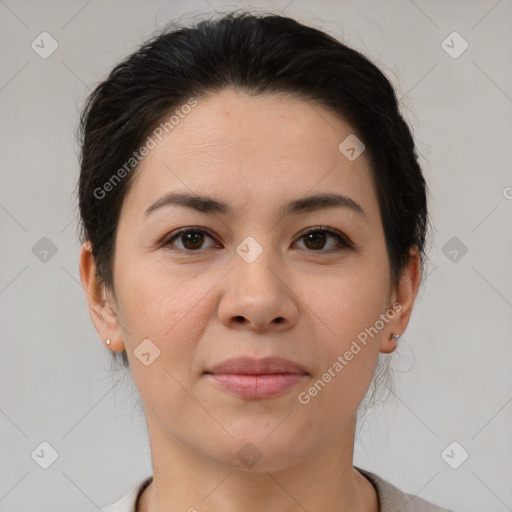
143;191;366;219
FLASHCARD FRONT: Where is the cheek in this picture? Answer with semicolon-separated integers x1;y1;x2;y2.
296;273;388;419
298;260;390;407
114;256;222;364
300;262;390;346
113;263;220;416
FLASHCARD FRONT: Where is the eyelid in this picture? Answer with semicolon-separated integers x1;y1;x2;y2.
295;226;355;251
160;226;219;251
161;225;355;254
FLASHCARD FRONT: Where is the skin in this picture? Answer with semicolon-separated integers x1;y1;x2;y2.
80;88;421;512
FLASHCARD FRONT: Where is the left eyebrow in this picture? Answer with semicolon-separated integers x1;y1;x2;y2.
281;193;366;218
143;192;366;219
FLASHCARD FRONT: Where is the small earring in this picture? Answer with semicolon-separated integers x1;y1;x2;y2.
106;338;111;345
392;333;400;340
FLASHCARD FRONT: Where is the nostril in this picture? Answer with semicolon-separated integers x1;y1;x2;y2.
234;316;245;323
274;317;284;324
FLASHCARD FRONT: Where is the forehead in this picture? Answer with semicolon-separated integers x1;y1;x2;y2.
150;89;355;161
121;88;380;221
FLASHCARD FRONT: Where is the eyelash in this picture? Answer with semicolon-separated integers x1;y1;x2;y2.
160;226;354;255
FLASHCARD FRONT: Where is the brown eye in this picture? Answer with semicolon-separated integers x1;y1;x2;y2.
164;228;218;252
295;228;352;253
303;231;327;250
180;231;205;250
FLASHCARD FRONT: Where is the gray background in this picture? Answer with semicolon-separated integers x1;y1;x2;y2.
1;0;511;511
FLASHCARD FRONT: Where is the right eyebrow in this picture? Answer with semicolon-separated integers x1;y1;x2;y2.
144;192;230;218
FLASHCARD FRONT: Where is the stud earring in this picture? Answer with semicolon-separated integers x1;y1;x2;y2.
392;333;400;340
106;338;111;345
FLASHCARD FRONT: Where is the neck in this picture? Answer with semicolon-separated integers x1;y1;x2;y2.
137;413;378;512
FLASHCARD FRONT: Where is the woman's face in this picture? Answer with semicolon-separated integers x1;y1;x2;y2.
82;89;417;471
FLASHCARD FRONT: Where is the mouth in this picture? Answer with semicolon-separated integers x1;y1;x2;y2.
203;356;308;399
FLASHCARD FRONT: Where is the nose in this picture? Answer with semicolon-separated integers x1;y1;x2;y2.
218;250;299;333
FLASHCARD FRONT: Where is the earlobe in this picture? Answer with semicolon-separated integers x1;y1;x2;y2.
380;333;401;354
78;242;125;352
379;247;422;354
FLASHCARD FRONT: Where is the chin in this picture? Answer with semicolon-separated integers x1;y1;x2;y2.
207;430;311;473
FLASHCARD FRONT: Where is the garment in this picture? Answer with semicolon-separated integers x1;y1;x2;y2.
100;466;454;512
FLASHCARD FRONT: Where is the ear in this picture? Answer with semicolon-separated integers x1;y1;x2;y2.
79;241;126;352
380;246;422;354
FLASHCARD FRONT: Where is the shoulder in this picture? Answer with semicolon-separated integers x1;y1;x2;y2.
99;476;153;512
355;467;455;512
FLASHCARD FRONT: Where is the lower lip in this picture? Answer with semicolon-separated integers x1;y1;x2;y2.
206;373;306;399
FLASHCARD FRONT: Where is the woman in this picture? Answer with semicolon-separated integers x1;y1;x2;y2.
77;11;454;512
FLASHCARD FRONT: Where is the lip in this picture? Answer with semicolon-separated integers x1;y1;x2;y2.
205;356;307;375
204;356;308;399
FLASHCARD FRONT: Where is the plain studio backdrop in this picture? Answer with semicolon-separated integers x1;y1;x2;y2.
0;1;511;511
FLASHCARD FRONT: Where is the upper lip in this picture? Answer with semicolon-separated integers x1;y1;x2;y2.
205;356;307;375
